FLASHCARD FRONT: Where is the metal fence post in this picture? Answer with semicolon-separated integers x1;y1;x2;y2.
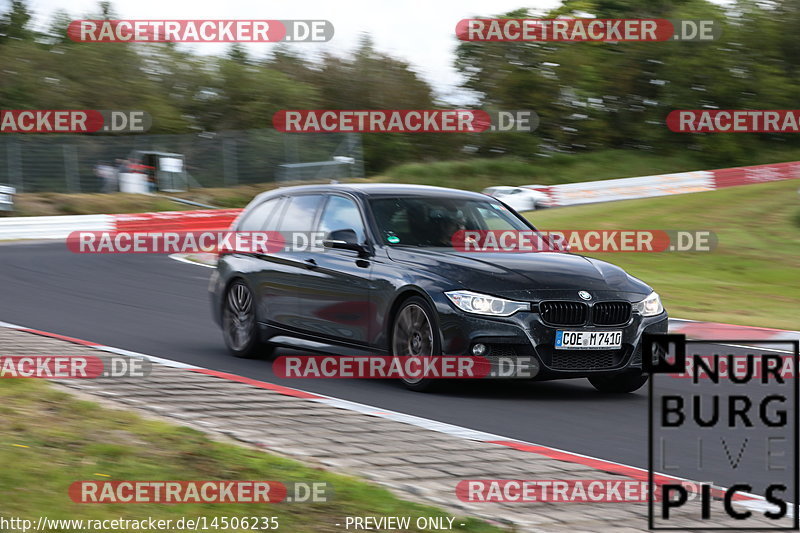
222;137;238;186
64;145;80;193
7;140;23;192
351;133;365;179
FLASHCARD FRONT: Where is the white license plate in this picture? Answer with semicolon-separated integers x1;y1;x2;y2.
555;330;622;350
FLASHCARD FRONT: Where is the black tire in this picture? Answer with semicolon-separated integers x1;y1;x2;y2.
222;280;274;359
588;371;648;393
391;296;442;392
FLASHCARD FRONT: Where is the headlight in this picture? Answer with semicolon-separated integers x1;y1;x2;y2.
445;290;530;317
633;291;663;316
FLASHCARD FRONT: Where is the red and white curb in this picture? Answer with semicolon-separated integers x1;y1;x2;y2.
0;209;241;241
0;319;785;517
530;159;800;207
669;318;800;345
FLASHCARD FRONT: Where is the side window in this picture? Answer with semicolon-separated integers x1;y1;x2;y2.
238;197;281;231
371;199;412;244
276;194;324;232
261;197;286;231
318;196;366;243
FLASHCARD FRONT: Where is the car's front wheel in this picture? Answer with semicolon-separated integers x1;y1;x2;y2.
222;280;273;359
391;296;441;392
588;371;648;393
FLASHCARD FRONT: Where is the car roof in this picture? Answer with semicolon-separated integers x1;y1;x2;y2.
252;183;491;204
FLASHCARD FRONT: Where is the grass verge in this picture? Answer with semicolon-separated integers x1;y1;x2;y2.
4;192;202;217
379;147;800;191
0;379;503;533
527;180;800;330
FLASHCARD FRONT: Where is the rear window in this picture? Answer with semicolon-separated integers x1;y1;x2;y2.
276;195;324;233
238;197;281;231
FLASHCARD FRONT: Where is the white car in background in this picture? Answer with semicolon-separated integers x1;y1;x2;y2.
481;185;552;212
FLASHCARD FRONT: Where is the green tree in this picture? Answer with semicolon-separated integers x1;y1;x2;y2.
0;0;34;42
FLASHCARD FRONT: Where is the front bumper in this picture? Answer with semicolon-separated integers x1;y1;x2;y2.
432;293;668;379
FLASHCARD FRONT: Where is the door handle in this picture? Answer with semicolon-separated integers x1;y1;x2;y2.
304;258;318;269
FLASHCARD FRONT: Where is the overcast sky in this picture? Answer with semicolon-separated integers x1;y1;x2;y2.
19;0;562;102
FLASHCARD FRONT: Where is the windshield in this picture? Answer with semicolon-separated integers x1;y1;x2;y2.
370;196;531;247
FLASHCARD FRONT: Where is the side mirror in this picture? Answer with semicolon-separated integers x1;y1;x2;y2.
323;229;369;255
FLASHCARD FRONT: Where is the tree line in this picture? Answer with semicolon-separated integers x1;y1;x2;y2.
1;0;800;173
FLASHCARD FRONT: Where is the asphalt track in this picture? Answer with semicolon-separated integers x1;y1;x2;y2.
1;242;796;507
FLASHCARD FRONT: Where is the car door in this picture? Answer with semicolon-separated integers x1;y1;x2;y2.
292;193;375;346
230;196;285;323
252;193;324;330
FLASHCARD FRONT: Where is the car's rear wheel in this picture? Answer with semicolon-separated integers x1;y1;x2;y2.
392;296;441;392
222;280;273;359
588;371;648;393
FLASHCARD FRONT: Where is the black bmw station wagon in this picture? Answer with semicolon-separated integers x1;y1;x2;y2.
210;183;668;392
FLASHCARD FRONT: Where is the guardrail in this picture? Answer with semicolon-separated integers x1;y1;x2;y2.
0;214;114;240
528;160;800;207
0;209;240;241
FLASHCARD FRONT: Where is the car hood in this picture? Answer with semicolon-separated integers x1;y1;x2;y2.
386;247;652;299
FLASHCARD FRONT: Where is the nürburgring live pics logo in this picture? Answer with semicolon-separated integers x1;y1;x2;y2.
645;333;799;530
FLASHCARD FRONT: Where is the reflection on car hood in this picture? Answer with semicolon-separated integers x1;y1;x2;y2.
386;247;652;296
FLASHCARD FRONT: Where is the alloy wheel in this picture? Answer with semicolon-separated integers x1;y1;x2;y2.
224;281;254;352
392;303;435;385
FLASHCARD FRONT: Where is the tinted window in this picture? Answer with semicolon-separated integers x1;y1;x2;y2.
261;197;286;231
318;196;366;243
238;197;281;231
276;195;323;232
474;205;516;230
370;196;530;247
